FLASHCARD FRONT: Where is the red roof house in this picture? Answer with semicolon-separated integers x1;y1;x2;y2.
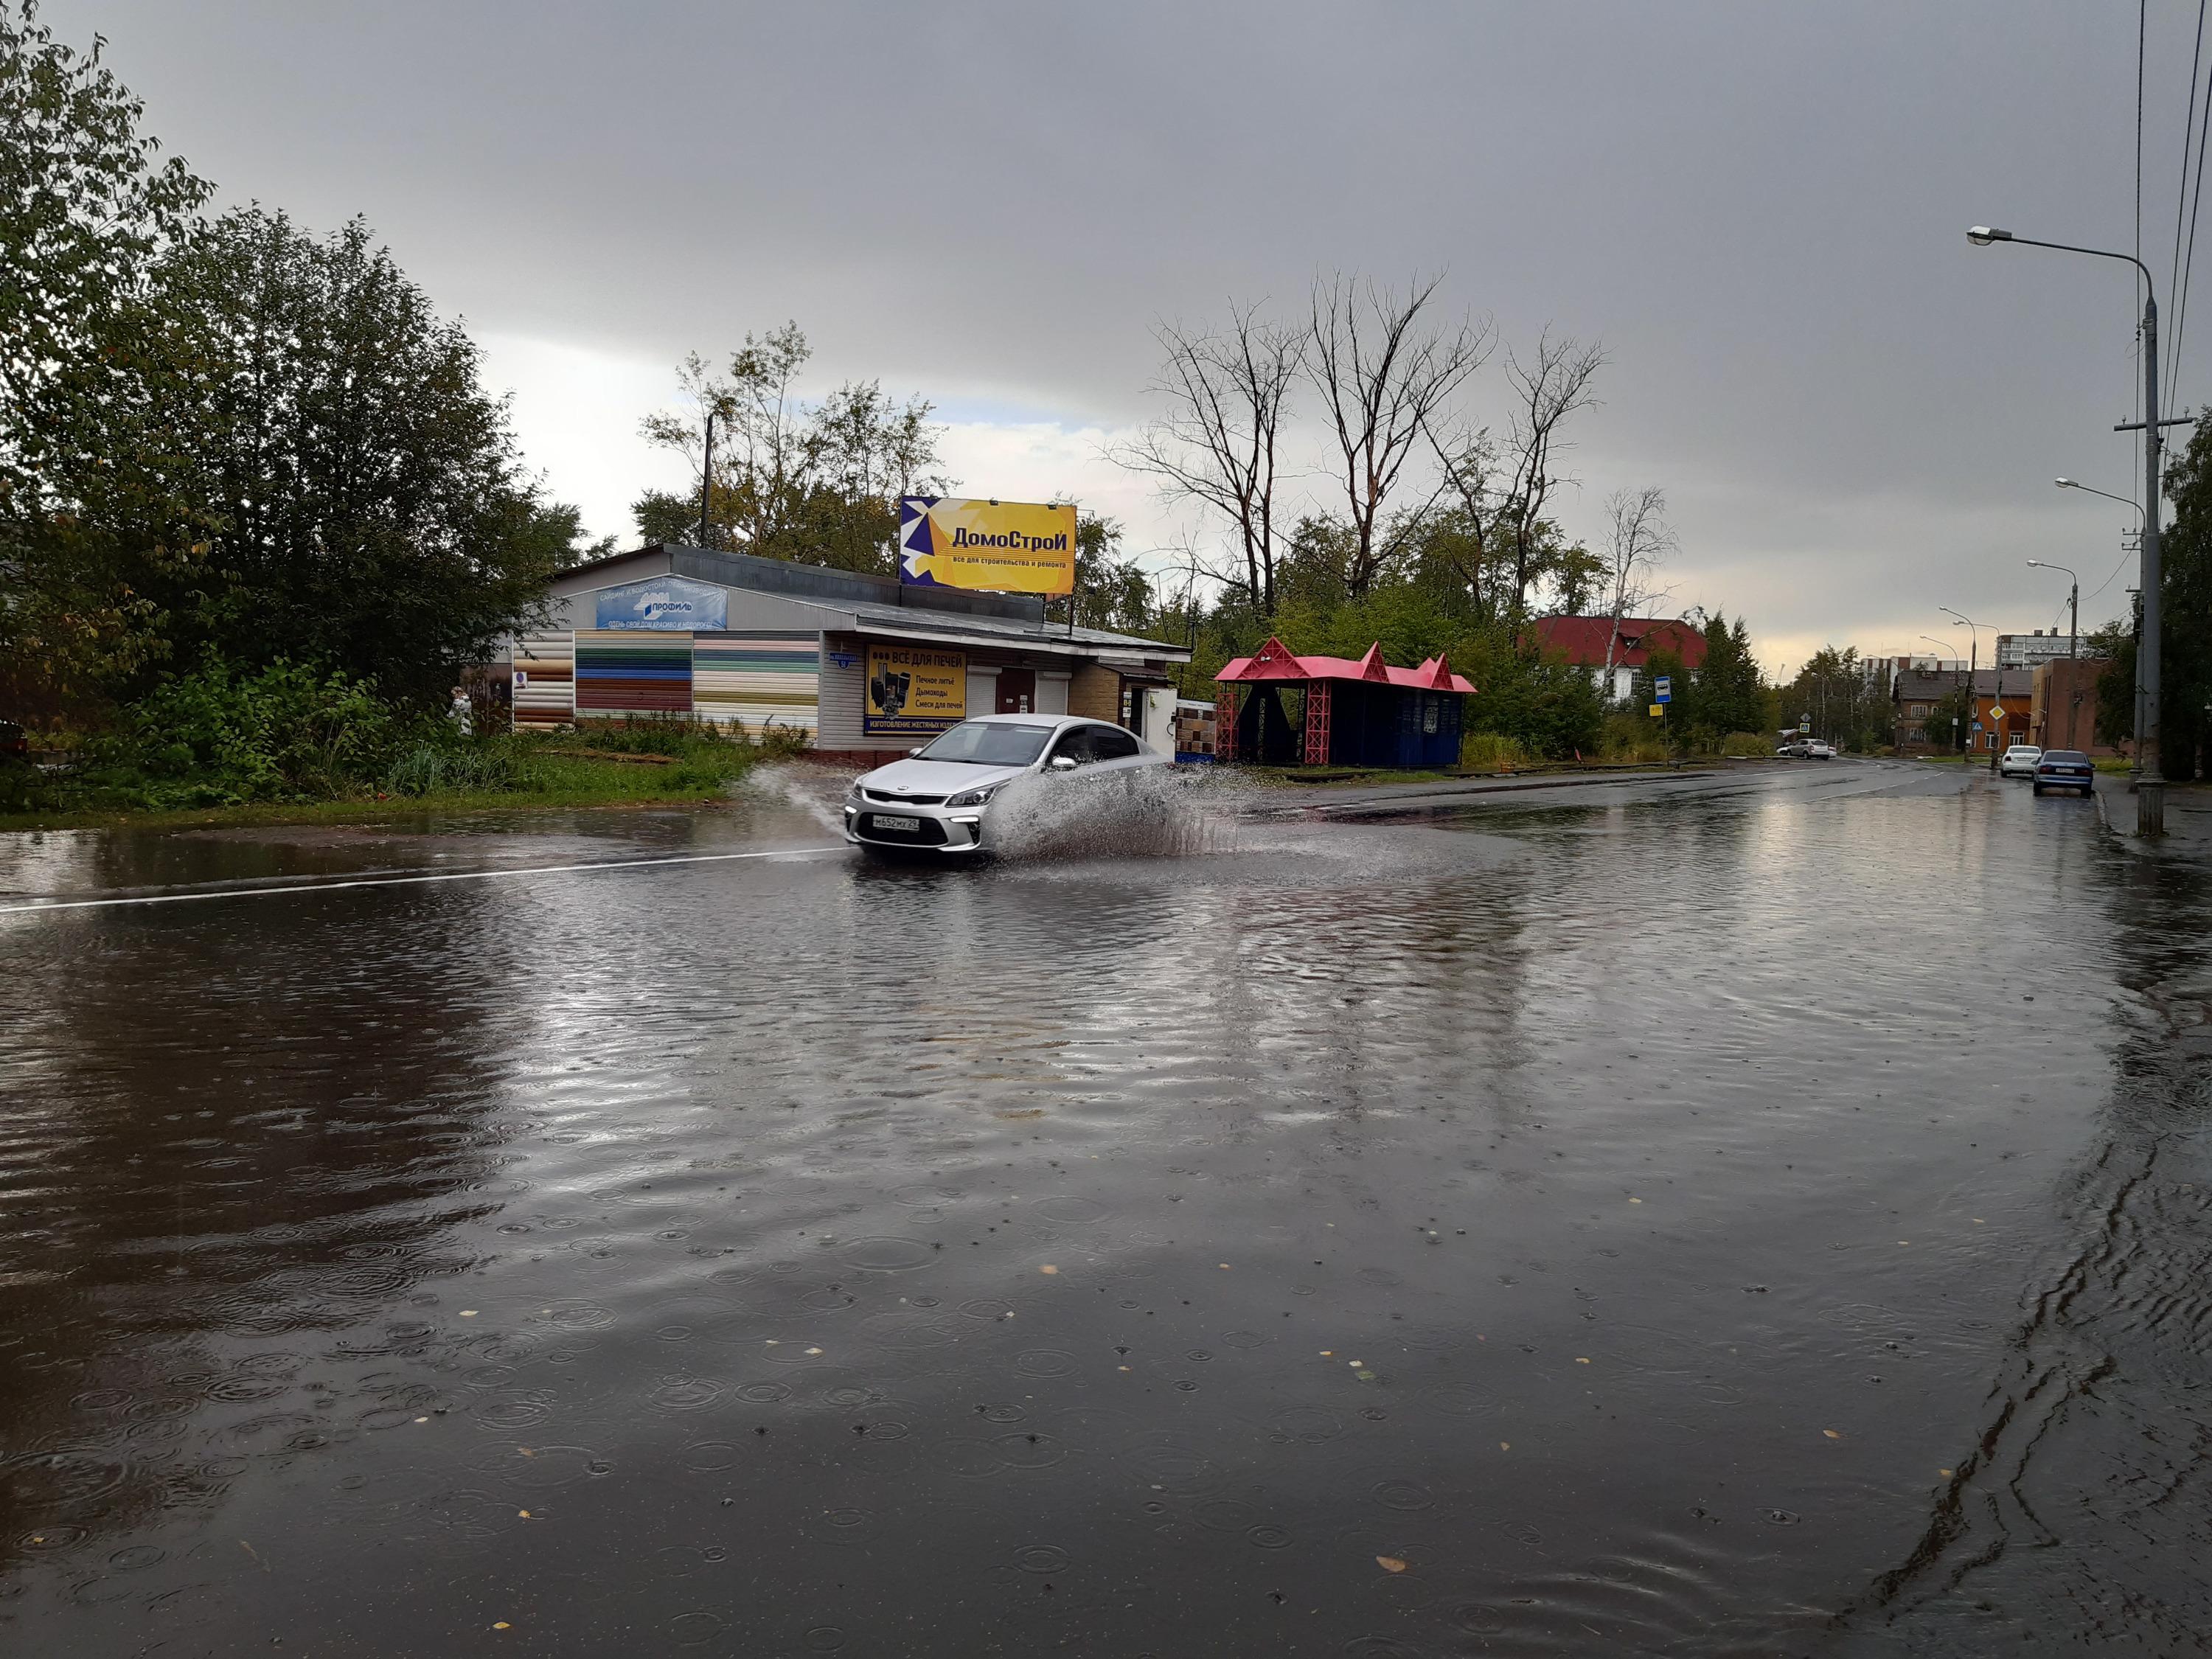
1530;616;1706;700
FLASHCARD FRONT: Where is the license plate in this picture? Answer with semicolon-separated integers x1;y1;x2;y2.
874;815;920;832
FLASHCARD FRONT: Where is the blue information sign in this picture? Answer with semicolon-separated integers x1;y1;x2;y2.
1654;675;1672;704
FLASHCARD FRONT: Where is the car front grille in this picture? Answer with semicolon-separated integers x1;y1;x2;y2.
863;789;946;806
860;813;949;846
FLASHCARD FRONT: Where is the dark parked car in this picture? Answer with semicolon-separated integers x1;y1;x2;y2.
2031;749;2096;796
0;720;27;762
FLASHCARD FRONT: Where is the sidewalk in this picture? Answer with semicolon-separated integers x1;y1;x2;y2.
2094;772;2212;849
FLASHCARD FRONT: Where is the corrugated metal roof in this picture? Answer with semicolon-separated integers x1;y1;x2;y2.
841;602;1188;661
553;543;1189;663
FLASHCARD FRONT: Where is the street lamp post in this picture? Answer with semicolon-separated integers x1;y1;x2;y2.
1968;226;2166;833
2024;558;2080;658
1941;607;1989;767
1919;635;1961;754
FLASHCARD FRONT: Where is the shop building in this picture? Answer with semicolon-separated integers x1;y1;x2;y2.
509;544;1190;762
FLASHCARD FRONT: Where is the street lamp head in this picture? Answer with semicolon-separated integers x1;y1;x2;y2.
1967;226;2013;246
2054;477;2076;488
2027;559;2047;568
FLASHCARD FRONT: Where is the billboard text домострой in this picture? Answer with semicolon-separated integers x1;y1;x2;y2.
898;498;1077;597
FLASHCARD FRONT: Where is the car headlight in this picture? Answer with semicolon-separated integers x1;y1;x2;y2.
946;782;1001;809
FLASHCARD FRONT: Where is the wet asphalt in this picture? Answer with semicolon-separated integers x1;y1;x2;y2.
1;759;2208;1656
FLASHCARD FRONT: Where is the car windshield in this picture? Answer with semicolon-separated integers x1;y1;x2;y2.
2041;751;2089;764
911;721;1054;766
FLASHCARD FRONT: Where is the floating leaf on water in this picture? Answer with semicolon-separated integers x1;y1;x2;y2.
493;1621;511;1630
1823;1430;1841;1440
1628;1198;1643;1204
518;1509;532;1518
1938;1467;1953;1477
1039;1265;1058;1275
804;1347;824;1356
460;1310;479;1318
1375;1556;1408;1573
1498;1441;1510;1451
1575;1357;1591;1366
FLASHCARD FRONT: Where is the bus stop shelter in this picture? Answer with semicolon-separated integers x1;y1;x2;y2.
1215;638;1474;768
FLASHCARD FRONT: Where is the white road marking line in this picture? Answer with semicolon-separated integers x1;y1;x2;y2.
0;846;846;915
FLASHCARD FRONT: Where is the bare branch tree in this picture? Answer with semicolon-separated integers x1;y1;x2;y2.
1599;486;1677;694
1307;274;1493;598
1497;331;1604;627
1114;305;1304;616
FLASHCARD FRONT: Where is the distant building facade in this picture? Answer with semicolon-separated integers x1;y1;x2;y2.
1530;616;1708;701
1892;667;2034;755
1996;630;2083;669
2030;658;2118;756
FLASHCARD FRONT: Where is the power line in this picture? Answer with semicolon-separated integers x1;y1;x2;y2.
2171;1;2207;394
2178;21;2212;408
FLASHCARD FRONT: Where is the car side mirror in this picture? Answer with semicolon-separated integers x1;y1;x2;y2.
906;747;922;757
1049;754;1079;772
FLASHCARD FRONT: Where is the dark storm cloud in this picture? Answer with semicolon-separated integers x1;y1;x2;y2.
46;0;2199;663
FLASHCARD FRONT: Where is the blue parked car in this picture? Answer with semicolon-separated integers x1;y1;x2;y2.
2031;749;2096;796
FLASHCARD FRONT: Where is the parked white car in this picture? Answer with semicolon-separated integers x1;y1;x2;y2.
1998;744;2042;779
844;714;1166;856
1804;740;1836;759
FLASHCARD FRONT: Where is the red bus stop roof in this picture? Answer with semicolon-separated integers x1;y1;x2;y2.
1216;636;1475;693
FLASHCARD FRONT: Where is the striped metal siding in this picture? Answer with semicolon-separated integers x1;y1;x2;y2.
815;639;867;750
574;629;693;718
692;632;818;735
512;633;574;730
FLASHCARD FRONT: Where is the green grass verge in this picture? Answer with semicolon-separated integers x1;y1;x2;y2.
0;751;760;833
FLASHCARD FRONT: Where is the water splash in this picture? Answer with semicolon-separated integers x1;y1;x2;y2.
982;765;1254;860
739;762;854;835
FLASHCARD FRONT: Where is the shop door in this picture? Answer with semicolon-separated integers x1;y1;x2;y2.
995;668;1036;714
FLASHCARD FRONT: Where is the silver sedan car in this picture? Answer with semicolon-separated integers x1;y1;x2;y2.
843;714;1167;856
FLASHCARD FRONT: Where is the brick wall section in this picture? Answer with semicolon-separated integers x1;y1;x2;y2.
1068;664;1121;722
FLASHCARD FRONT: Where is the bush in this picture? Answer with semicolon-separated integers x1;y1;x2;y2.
383;740;542;796
1599;712;1669;764
571;714;743;755
100;659;403;804
1460;731;1534;771
1720;731;1772;757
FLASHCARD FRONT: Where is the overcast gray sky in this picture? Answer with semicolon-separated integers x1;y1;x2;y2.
49;0;2211;673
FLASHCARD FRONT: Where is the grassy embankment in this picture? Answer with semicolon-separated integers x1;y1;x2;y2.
0;726;808;833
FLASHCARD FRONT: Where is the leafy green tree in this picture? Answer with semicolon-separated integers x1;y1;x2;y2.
135;209;580;706
1046;511;1156;634
1;0;212;717
638;324;950;573
2098;419;2212;776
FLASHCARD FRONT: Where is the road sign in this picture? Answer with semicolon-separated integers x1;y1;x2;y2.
1986;703;2005;728
1798;716;1811;734
1648;703;1665;717
1654;675;1672;704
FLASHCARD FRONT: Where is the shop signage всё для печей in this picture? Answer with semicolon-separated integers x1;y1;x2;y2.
863;644;967;736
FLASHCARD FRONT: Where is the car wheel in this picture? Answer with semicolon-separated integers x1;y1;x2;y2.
2031;783;2044;796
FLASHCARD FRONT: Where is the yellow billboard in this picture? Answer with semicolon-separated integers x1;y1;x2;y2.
863;644;967;735
898;496;1077;597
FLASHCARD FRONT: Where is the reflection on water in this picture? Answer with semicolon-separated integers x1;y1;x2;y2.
0;768;2202;1655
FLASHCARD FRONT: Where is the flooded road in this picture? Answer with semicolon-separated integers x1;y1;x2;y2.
3;761;2207;1656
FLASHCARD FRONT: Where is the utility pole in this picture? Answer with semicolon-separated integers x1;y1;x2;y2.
699;409;717;549
1969;227;2168;832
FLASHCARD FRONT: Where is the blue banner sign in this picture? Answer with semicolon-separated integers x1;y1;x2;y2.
594;574;728;631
